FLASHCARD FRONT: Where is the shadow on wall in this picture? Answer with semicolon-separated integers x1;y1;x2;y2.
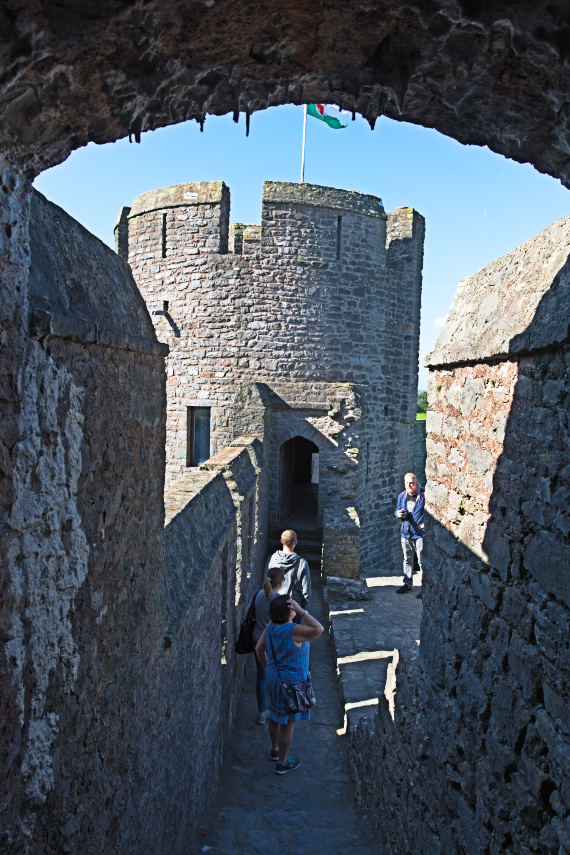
350;248;570;853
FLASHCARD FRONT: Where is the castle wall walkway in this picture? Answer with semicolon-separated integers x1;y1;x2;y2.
190;573;379;855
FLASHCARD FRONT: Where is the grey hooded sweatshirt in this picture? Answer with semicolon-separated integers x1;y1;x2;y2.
264;550;311;607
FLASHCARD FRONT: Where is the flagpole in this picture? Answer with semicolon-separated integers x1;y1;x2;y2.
300;104;307;183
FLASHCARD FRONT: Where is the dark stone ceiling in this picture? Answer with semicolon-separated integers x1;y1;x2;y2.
2;0;570;184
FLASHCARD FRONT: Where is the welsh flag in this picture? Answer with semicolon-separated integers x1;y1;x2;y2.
307;104;348;129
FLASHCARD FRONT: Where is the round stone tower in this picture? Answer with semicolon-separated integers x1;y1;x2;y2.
122;180;425;573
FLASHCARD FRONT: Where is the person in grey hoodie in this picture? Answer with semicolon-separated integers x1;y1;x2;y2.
264;529;311;622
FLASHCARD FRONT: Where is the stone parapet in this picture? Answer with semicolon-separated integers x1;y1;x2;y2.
29;306;170;356
129;181;229;216
425;214;570;367
29;189;156;341
262;180;386;219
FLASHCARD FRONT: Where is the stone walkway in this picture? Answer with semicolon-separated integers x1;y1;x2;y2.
327;571;423;732
189;574;380;855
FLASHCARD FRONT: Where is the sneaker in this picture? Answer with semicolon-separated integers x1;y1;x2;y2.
275;756;301;775
270;748;279;761
396;585;412;594
257;711;268;724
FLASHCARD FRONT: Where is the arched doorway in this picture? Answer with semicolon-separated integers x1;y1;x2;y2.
278;436;319;525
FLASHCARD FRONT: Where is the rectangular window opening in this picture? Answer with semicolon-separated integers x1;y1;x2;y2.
161;213;167;258
336;215;342;260
163;300;169;313
187;407;211;467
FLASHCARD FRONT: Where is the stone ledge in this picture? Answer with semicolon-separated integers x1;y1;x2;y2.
425;215;570;369
30;307;169;357
325;576;370;604
262;180;387;219
129;181;228;217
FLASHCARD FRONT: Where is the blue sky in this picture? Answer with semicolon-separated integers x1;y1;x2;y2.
34;105;570;389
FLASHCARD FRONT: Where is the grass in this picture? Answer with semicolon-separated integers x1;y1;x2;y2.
416;412;427;420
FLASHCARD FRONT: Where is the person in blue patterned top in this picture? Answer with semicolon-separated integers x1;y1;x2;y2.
255;595;323;774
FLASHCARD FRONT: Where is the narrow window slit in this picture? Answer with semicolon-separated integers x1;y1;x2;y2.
161;213;167;258
336;215;342;259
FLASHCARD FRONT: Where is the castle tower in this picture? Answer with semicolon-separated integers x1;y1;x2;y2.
125;181;424;574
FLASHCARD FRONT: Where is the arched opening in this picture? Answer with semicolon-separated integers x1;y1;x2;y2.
278;436;319;526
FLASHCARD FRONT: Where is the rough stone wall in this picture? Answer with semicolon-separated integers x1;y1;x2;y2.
350;215;570;854
0;161;36;847
357;209;425;574
161;438;268;840
0;186;168;851
0;188;170;852
322;505;360;579
127;179;424;572
1;187;270;854
412;419;427;488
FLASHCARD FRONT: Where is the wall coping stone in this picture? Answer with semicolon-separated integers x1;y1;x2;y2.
425;214;570;368
200;445;250;472
129;181;228;217
163;468;221;526
262;180;386;219
29;307;169;356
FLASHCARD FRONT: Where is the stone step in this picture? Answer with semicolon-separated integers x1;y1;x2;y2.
268;530;322;543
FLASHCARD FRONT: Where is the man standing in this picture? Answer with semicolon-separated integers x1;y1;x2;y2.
265;530;311;621
394;473;425;596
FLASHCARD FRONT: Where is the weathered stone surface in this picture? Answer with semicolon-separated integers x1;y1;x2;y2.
29;190;156;343
426;216;570;367
0;192;269;855
322;506;360;579
128;179;425;574
3;2;570;192
352;212;570;853
524;530;570;609
324;575;370;603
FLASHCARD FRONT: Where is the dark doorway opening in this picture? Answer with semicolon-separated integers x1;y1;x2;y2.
278;436;319;525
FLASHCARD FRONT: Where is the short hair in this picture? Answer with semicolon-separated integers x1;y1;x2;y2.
280;529;297;547
269;595;292;626
404;473;417;482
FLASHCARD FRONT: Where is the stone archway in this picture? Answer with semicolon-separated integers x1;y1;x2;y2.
2;3;570;184
3;5;570;854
